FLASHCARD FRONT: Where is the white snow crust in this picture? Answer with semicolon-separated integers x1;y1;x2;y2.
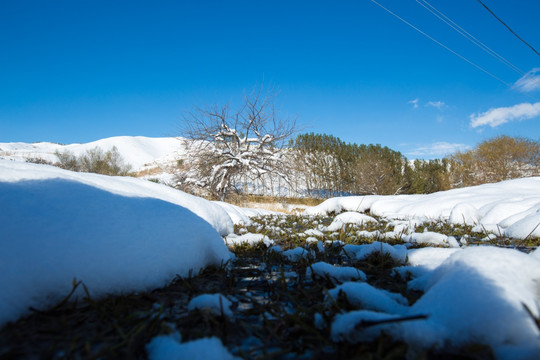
402;247;540;358
325;211;378;232
332;246;540;359
402;231;460;247
342;242;408;263
307;262;367;282
328;282;408;314
394;247;461;279
1;160;234;235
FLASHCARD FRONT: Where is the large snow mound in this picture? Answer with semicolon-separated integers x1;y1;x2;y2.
332;246;540;358
0;160;233;326
405;247;540;356
305;177;540;239
0;160;234;235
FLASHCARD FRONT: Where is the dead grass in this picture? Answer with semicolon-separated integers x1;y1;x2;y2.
228;194;324;207
130;166;167;178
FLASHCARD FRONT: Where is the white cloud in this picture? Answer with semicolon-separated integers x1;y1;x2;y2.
513;68;540;92
425;101;446;110
470;102;540;128
407;142;471;158
408;98;419;109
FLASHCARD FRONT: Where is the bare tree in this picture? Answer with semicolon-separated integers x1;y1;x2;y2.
178;87;297;200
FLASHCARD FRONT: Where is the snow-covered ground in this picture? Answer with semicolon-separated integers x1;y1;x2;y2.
305;177;540;239
1;158;540;359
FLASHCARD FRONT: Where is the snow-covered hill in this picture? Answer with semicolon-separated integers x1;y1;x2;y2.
0;136;184;173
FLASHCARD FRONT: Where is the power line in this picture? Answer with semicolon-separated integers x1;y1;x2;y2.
416;0;525;76
369;0;513;88
475;0;540;57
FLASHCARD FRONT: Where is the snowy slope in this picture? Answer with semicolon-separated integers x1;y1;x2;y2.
0;136;184;171
305;177;540;239
0;160;237;326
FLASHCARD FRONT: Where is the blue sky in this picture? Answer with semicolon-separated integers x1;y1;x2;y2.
1;0;539;159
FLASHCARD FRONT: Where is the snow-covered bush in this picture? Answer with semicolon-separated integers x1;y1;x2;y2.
178;86;296;200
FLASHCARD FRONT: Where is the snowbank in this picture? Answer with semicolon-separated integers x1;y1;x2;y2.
405;247;540;357
304;195;382;216
305;178;540;239
0;160;234;235
0;160;233;325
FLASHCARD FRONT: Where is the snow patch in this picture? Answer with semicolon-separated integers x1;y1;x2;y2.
326;212;378;232
307;262;367;282
342;242;408;263
328;282;408;314
224;233;274;247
